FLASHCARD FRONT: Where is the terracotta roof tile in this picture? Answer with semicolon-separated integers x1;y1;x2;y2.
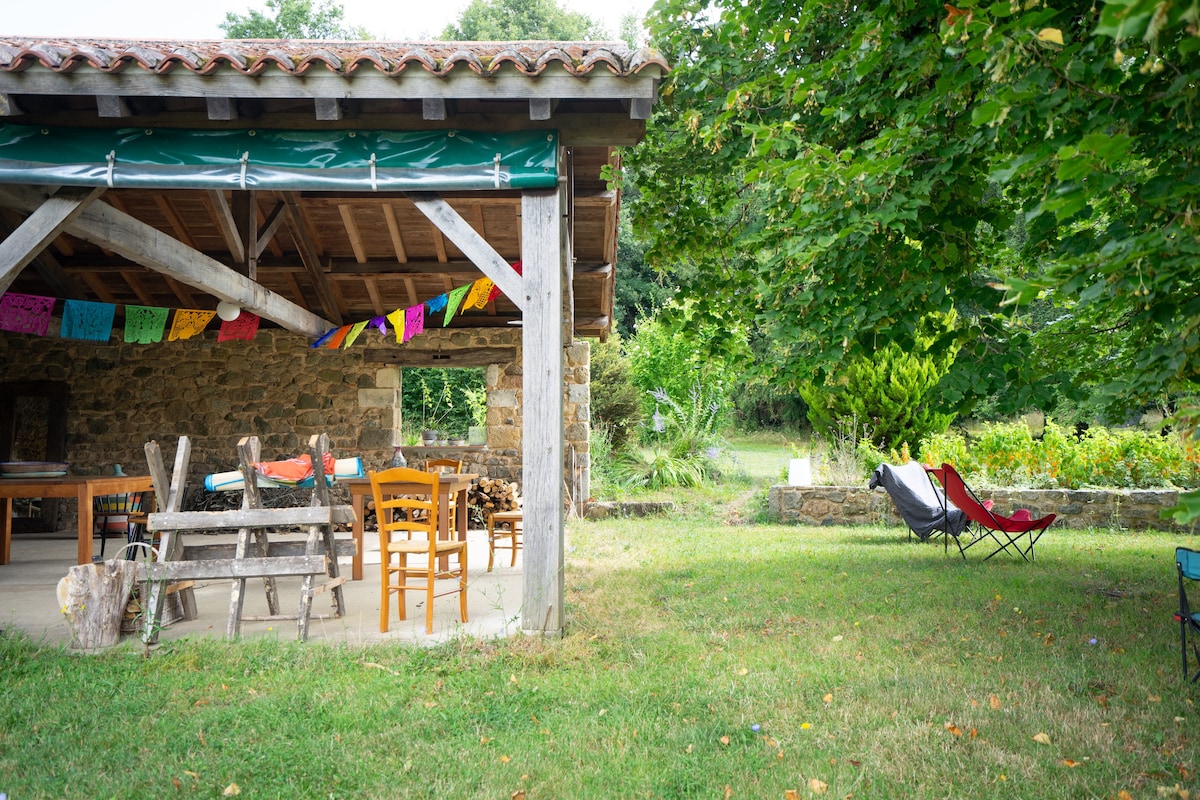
0;38;668;78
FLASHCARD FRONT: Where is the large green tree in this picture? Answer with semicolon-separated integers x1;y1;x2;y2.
441;0;606;41
629;0;1200;420
220;0;369;39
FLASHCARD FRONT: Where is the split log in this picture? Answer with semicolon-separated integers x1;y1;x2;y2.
59;560;139;650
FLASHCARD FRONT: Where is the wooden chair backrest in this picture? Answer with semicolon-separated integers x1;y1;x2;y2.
425;458;463;474
368;467;439;550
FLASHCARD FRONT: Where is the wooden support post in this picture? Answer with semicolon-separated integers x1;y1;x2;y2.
520;188;565;636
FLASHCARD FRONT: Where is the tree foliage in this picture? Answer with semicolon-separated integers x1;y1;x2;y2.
440;0;606;41
220;0;369;38
629;0;1200;421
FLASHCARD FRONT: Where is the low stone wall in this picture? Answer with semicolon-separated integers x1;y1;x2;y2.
769;485;1198;533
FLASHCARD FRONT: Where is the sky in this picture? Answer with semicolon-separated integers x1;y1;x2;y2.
3;0;653;41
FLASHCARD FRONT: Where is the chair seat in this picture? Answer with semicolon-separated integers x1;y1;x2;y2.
487;510;523;571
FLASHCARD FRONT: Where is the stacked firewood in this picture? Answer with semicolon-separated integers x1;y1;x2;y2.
469;477;522;516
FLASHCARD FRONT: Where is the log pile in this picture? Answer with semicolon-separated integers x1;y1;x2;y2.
469;478;521;517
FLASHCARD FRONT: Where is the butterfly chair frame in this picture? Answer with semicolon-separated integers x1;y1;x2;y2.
931;463;1056;562
1175;547;1200;683
369;467;468;635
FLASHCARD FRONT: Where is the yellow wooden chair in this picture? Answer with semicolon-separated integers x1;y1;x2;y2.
425;458;463;531
487;509;523;571
369;467;468;634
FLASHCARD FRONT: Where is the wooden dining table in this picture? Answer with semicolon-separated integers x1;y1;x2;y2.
343;473;476;580
0;474;155;565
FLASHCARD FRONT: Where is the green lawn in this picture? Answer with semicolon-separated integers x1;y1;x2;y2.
0;465;1195;798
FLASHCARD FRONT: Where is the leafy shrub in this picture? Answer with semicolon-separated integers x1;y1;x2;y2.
919;420;1200;489
626;302;735;427
800;313;958;452
589;333;643;449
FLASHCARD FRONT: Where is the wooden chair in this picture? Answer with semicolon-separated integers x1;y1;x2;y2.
425;458;463;530
93;491;147;559
369;467;468;634
487;509;523;571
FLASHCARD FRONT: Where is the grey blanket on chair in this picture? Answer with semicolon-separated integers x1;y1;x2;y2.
869;461;968;540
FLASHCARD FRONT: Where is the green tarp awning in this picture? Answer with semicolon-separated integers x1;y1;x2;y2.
0;125;559;191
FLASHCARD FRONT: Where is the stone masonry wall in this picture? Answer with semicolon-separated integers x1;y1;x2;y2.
0;326;590;524
769;484;1199;533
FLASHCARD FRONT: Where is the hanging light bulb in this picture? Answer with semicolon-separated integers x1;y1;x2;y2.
216;301;242;321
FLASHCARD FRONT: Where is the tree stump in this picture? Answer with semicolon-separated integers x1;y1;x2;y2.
60;560;139;650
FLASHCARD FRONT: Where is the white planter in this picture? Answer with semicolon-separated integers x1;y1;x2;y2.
788;457;813;486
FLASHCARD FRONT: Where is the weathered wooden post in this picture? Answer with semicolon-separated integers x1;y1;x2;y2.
521;186;565;636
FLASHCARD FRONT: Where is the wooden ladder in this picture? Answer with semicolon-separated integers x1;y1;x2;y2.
140;433;355;642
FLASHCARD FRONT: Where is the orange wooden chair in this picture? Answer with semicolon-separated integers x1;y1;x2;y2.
487;509;523;571
425;458;463;530
369;467;468;634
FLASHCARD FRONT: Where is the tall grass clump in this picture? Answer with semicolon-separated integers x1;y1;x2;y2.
611;382;734;490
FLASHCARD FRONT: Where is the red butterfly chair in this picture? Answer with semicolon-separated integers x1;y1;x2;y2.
932;463;1056;562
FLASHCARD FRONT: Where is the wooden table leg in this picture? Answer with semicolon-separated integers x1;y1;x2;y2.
1;497;12;565
351;488;365;581
77;484;94;565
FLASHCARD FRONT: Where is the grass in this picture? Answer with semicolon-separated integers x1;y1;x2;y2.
0;443;1196;798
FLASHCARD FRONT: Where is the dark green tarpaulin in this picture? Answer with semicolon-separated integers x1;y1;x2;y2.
0;125;559;191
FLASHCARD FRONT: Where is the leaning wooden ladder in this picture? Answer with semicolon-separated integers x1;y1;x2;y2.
140;433;356;642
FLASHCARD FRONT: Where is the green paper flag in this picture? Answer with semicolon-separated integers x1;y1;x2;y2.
443;284;472;327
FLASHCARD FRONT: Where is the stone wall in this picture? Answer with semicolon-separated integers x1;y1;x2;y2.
769;484;1199;533
0;326;590;524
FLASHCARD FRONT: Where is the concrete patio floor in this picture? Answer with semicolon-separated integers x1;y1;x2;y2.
0;527;524;648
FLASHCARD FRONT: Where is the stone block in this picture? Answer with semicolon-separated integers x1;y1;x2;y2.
358;388;394;408
375;367;400;388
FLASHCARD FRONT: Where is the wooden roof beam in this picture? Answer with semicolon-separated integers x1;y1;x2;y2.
0;185;105;295
0;185;333;336
281;191;343;325
96;95;130;118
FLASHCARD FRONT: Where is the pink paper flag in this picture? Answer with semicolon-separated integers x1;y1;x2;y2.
0;293;55;336
403;304;425;342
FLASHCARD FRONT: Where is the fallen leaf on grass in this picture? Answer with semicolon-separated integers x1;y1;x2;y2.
1118;792;1133;800
500;755;511;764
1155;784;1190;798
511;791;527;800
222;784;240;797
1061;759;1083;768
720;735;731;746
809;778;828;794
989;695;1003;710
823;693;834;704
1032;733;1052;745
786;791;801;800
945;722;964;737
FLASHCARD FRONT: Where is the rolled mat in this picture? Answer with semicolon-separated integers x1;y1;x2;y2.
204;457;365;492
